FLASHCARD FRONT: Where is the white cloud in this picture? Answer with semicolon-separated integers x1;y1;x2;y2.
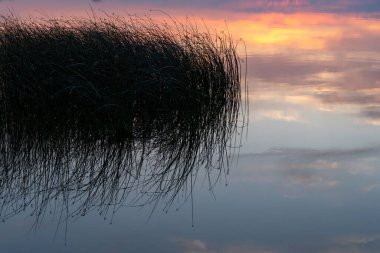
259;110;301;122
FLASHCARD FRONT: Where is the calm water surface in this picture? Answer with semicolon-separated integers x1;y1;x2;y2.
1;2;380;253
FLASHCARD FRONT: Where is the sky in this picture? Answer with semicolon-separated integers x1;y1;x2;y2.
2;0;380;16
1;1;380;253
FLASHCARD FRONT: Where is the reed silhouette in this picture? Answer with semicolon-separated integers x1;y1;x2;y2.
0;14;247;225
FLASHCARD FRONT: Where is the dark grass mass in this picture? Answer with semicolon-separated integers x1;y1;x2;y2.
0;14;247;224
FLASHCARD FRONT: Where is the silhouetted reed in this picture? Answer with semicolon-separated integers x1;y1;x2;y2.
0;14;246;224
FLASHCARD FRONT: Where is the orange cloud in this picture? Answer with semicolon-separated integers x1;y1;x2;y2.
225;13;380;51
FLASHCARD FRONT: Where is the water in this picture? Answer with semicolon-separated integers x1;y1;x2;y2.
1;2;380;253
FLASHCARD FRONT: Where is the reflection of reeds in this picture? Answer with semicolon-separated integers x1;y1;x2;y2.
0;15;246;224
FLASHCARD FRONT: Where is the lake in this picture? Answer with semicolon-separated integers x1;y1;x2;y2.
1;1;380;253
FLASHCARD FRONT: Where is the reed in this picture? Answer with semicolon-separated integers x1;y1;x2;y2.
0;14;246;223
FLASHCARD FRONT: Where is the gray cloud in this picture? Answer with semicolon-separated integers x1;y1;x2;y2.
247;54;340;84
327;30;380;52
241;146;380;165
361;107;380;119
236;146;380;188
154;0;380;14
316;92;380;106
248;53;380;89
343;69;380;90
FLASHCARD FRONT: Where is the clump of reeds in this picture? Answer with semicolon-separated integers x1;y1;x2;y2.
0;14;247;224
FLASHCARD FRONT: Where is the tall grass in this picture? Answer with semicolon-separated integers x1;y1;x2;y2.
0;14;247;224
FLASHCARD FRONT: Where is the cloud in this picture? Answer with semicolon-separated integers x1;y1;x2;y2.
172;238;277;253
359;106;380;125
242;146;380;163
327;30;380;52
316;92;380;106
171;238;208;253
361;107;380;119
236;146;380;188
37;0;380;15
247;48;380;124
258;110;302;122
247;54;340;83
340;234;380;245
228;0;309;12
248;52;380;89
324;233;380;253
217;0;380;14
171;234;380;253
